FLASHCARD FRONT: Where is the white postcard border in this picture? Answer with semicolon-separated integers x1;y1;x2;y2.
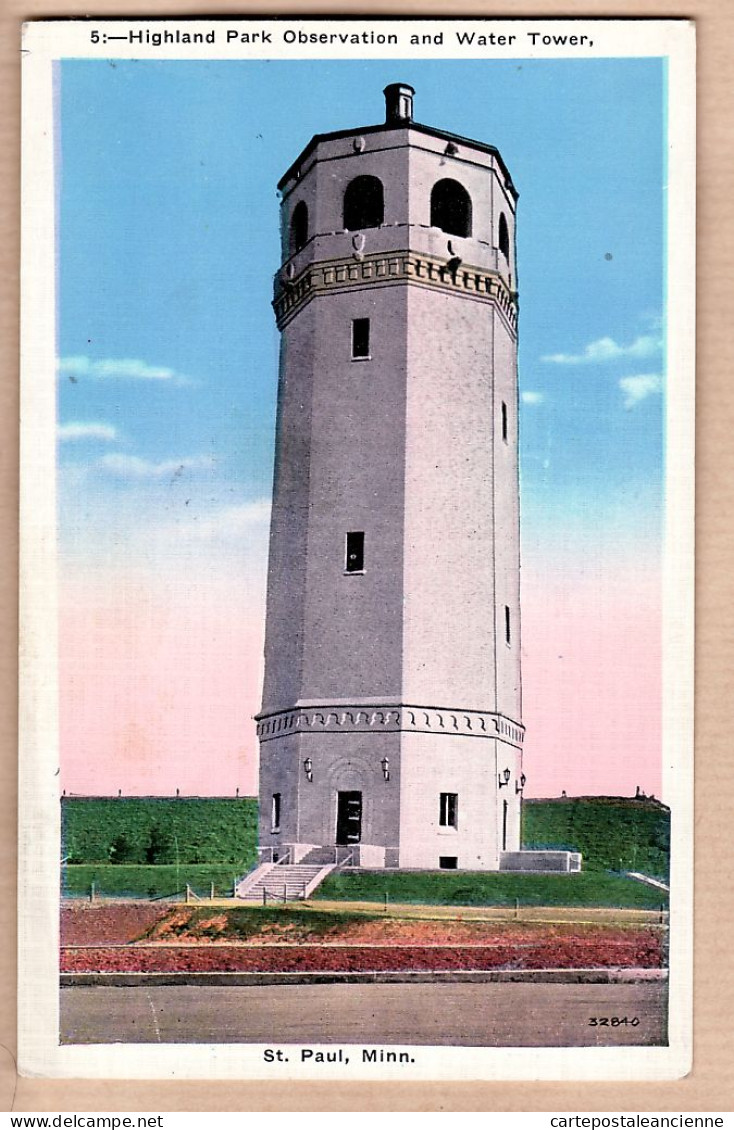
18;16;695;1081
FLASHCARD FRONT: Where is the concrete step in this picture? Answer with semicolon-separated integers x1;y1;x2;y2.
247;876;323;889
236;861;336;901
300;848;341;865
251;868;324;880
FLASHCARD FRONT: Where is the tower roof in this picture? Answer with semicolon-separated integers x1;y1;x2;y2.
277;86;518;200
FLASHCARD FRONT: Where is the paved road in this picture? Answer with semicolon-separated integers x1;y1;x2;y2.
61;982;667;1046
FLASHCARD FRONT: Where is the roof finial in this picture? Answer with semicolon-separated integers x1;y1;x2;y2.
384;83;415;125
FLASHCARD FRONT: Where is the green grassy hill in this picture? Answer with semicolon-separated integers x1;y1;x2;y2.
313;870;666;909
522;796;670;880
61;793;669;885
61;796;258;868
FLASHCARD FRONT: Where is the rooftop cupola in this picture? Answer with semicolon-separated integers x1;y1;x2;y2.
383;82;415;125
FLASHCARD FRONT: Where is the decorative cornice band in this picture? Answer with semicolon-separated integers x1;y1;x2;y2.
273;252;518;333
256;704;524;746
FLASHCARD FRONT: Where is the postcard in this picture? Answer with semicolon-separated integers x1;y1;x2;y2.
18;16;694;1082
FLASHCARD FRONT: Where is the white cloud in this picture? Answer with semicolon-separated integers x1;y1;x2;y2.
169;500;272;542
521;391;544;405
58;356;193;385
58;421;118;442
58;462;90;490
98;453;215;479
619;374;663;409
542;334;661;365
61;497;272;578
641;312;663;332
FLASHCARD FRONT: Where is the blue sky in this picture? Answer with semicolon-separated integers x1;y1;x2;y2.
56;55;667;798
57;57;665;569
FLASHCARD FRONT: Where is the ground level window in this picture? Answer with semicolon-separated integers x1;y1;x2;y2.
271;792;281;832
439;856;458;870
345;531;365;573
439;792;458;828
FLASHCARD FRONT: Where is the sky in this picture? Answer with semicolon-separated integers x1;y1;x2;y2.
57;56;666;799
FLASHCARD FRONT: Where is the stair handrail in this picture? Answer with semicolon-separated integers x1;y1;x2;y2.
260;884;293;904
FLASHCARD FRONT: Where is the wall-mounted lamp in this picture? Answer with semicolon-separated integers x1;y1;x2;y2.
498;767;511;788
303;757;313;782
516;772;527;795
381;756;390;782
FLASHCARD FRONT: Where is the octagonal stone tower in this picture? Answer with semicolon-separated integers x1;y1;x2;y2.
256;84;525;870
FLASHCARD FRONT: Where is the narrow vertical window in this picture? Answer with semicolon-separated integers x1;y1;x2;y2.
439;792;458;828
271;792;281;832
504;605;511;646
345;531;365;573
498;212;510;261
290;201;308;254
352;318;370;359
502;800;509;851
501;401;508;443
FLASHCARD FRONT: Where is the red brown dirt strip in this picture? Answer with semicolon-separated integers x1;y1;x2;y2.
61;932;663;973
63;904;664;946
144;912;624;946
61;903;169;945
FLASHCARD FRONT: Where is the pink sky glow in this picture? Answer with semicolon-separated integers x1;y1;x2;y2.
60;550;662;801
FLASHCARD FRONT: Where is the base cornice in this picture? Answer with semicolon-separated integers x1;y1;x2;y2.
256;702;524;746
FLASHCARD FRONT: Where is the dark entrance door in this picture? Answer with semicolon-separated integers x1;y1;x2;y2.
336;791;362;844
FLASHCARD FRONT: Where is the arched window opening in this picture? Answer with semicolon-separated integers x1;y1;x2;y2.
498;212;510;261
430;179;472;238
343;175;384;231
290;200;309;254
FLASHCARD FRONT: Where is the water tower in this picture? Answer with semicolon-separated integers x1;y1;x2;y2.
256;84;524;871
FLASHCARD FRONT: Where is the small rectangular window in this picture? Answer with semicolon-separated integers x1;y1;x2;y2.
345;531;365;573
439;856;458;870
501;401;508;443
504;605;511;646
271;792;281;832
439;792;458;828
351;318;370;360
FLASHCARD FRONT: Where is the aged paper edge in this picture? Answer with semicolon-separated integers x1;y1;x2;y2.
1;0;727;1111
